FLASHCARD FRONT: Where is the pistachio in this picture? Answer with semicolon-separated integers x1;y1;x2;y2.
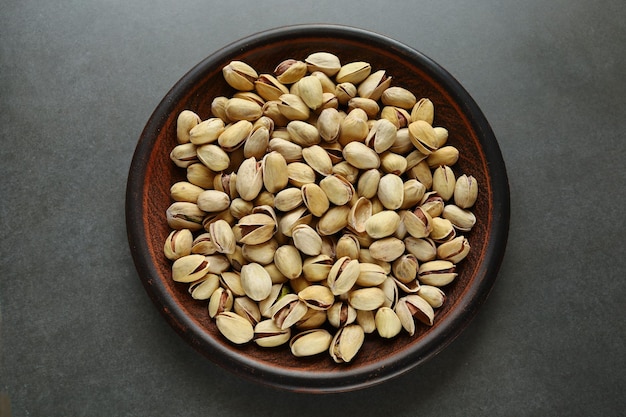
188;117;225;146
400;179;427;210
410;98;434;125
295;309;328;330
454;174;479;208
329;324;365;363
268;137;303;162
365;210;401;239
379;276;399;308
186;163;215;189
286;120;320;147
298;285;335;310
317;205;351;236
317;107;342;142
263;263;288;284
204;254;231;274
235;157;264;201
188;273;220;300
437;236;471;264
380;152;408;175
342;141;380;169
244;125;270;160
408;120;439;154
357;169;381;199
277;93;310;121
170;143;198;168
302;254;333;282
208;287;234;318
196;190;230;212
225;98;263;122
418;260;457;287
407;160;432;189
377;173;405;210
273;244;303;280
216;120;252;152
166;202;205;231
216;311;255;344
327;301;357;328
252;319;290;347
229;198;253;219
417;285;446;308
381;106;411;129
290;329;333;357
222;61;258;91
327;256;360;296
302;145;332;176
196;144;230;172
348;196;373;234
429;217;456;243
434;127;449;147
164;229;193;260
238;262;273;301
381;87;417;110
287;161;316;187
291;224;323;256
356;310;377;334
270;293;308;330
348;287;386;311
420;191;445;218
274;59;308;84
427;146;459;168
305;52;341;76
432;165;456;201
334;82;358;106
206;219;235;255
242;239;278;265
442;204;476;232
259;151;288;194
368;237;405;262
176;110;201;144
319;174;355;206
375;307;403;338
395;294;434;336
171;254;210;283
338;108;369;144
336;61;372;84
356;262;388;287
258;283;285;318
211;96;231;122
357;69;392;100
365;118;397;153
335;233;360;260
348;97;380;118
219;270;246;297
235;213;276;245
255;74;289;102
274;187;303;212
392;254;418;284
262;100;290;126
389;128;414;155
296;75;324;110
279;206;312;237
301;183;330;217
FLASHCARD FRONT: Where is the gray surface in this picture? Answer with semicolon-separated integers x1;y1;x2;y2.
1;0;625;416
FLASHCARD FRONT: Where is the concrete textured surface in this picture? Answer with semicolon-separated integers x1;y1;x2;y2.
1;0;624;416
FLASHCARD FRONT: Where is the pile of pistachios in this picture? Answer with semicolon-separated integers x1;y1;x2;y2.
164;52;479;363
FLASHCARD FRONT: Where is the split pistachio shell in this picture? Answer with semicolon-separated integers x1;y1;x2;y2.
166;202;205;231
336;61;372;84
209;219;236;254
408;120;439;154
365;118;397;153
319;174;354;206
216;311;255;344
436;236;471;263
357;70;392;100
302;254;333;282
223;61;258;91
327;256;360;296
255;74;289;102
208;287;234;318
170;143;198;168
432;165;456;201
278;93;310;121
298;285;335;310
220;271;246;296
332;161;359;184
302;145;332;176
329;324;365;363
418;260;457;287
443;204;476;232
429;217;456;243
164;229;193;260
189;118;225;145
171;254;210;283
327;301;357;328
290;329;333;357
348;197;373;234
411;98;434;124
271;293;308;330
236;213;276;245
189;273;220;300
301;183;330;217
417;285;446;308
254;319;291;347
274;59;307;84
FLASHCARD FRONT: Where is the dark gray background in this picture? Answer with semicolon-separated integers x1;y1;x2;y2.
1;0;624;416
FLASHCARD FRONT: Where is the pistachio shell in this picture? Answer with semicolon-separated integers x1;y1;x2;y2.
216;311;254;344
189;117;225;145
418;260;457;287
336;61;372;84
327;256;360;296
377;174;404;210
319;174;355;206
375;307;403;338
329;324;365;363
357;70;392;100
170;143;198;168
342;141;380;169
301;183;330;217
274;187;304;212
290;329;333;357
171;254;210;283
368;237;405;262
291;224;323;256
364;210;401;239
166;202;205;231
302;145;333;176
176;110;201;144
197;144;230;172
225;97;263;122
254;319;291;347
196;190;231;212
305;52;341;76
273;244;303;279
164;229;193;260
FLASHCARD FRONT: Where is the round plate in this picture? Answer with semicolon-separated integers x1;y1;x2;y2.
126;24;510;393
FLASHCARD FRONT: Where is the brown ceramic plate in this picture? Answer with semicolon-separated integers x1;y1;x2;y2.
126;24;509;393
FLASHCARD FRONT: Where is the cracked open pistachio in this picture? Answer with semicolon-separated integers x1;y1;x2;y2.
164;52;481;363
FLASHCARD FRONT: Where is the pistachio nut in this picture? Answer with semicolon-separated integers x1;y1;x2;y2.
287;161;316;187
295;309;328;330
217;270;245;297
377;173;404;210
329;324;365;364
407;160;433;189
429;217;456;243
348;97;380;118
253;319;291;347
302;145;332;176
392;275;420;294
268;137;303;162
381;86;417;110
298;285;335;310
454;174;479;209
222;61;258;91
295;75;323;110
356;169;381;199
235;213;276;245
204;254;231;274
432;165;456;201
334;82;358;106
170;143;198;168
355;310;376;334
327;301;357;328
186;162;215;189
319;174;355;206
392;254;418;284
356;262;388;287
302;254;333;282
224;98;262;122
410;98;434;125
262;100;290;126
254;74;289;102
379;276;399;308
242;239;278;265
263;263;288;284
216;311;254;345
368;237;405;262
291;224;323;256
338;108;369;144
301;183;330;217
211;96;231;123
317;107;342;142
442;204;476;232
420;191;445;218
187;117;224;146
171;254;210;283
408;120;439;154
388;127;414;155
427;146;459;168
317;205;350;236
357;69;392;100
244;126;270;160
208;287;234;318
215;120;252;152
437;235;471;264
312;71;337;94
380;152;408;175
286;120;320;147
176;110;201;144
166;202;205;231
417;285;446;308
336;61;372;84
335;233;360;260
273;244;303;279
395;294;434;336
327;256;360;296
260;151;288;193
277;93;310;121
196;190;230;213
208;219;236;255
375;307;403;338
418;260;457;287
364;210;401;239
258;283;286;318
270;293;308;330
196;143;230;172
238;262;273;301
305;52;341;76
164;229;193;261
365;118;397;153
229;198;253;220
290;328;333;357
342;141;380;170
274;59;307;84
279;206;312;237
274;187;303;212
202;209;235;231
348;287;386;311
190;232;218;256
381;106;411;129
213;172;238;200
188;273;220;300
